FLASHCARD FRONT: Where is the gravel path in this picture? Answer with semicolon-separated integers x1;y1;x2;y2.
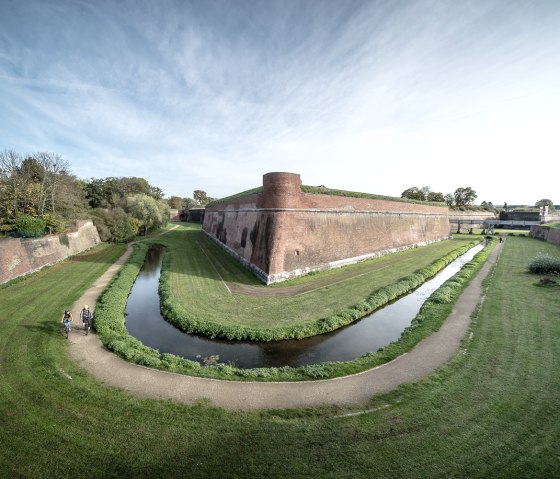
68;241;501;411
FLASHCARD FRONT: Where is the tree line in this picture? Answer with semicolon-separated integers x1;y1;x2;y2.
402;184;555;213
166;190;217;211
401;185;479;208
0;149;169;241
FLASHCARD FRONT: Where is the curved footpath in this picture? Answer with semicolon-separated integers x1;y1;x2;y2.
69;241;502;411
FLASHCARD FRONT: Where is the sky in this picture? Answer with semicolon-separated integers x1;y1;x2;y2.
1;0;559;205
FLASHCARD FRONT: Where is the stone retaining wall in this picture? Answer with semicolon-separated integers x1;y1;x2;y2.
0;220;101;284
530;225;560;245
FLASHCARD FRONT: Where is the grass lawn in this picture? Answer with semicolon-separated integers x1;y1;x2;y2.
1;236;559;478
160;224;480;329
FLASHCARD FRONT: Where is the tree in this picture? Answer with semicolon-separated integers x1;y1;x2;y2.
126;194;169;236
53;171;89;220
427;191;445;203
83;177;164;209
91;207;140;242
453;187;477;206
535;199;555;213
0;149;24;217
193;190;208;206
167;196;183;210
401;187;425;201
0;150;76;220
182;197;197;209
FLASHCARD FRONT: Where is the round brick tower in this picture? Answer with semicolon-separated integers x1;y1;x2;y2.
260;172;302;209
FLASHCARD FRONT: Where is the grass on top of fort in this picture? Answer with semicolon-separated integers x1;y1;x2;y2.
1;233;559;478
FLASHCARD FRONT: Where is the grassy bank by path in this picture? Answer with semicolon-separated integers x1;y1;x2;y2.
1;236;559;478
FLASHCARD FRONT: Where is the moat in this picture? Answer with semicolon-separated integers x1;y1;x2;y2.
125;243;484;368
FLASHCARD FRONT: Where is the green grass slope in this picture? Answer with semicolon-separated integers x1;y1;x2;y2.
1;237;559;478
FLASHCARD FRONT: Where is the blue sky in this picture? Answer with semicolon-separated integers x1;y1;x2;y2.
1;0;559;205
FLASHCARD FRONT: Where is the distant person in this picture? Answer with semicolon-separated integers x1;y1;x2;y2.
499;236;503;243
61;309;73;332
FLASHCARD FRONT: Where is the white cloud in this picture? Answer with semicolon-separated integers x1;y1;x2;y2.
1;0;559;204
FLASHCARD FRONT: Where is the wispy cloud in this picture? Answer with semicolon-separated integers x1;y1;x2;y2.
1;0;559;203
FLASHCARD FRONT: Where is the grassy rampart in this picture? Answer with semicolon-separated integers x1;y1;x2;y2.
207;185;444;207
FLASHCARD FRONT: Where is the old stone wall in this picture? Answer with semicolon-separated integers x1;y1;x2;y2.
0;220;101;284
203;173;450;284
530;225;560;245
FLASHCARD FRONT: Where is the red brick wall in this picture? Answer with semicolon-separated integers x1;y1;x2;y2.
203;173;450;284
267;210;449;281
0;221;101;284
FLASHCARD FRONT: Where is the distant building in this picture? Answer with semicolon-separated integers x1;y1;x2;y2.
179;208;205;223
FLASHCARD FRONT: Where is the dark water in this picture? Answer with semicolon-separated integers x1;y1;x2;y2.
125;244;484;368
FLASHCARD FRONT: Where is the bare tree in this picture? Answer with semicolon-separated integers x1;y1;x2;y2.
0;149;23;217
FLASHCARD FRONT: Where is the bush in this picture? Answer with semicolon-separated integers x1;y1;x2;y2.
0;224;15;234
91;207;139;242
300;364;330;378
528;253;560;275
43;213;66;233
13;214;46;237
431;287;454;304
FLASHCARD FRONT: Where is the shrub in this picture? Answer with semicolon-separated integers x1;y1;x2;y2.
13;214;46;237
0;224;15;234
300;364;330;379
43;213;66;233
528;253;560;275
91;207;139;242
431;287;454;304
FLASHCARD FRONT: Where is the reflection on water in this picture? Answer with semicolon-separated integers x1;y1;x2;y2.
125;244;484;368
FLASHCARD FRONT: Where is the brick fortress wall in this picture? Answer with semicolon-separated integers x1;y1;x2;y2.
203;173;450;284
0;220;101;284
530;225;560;246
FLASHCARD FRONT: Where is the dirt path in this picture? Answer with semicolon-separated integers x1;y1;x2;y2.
68;241;502;411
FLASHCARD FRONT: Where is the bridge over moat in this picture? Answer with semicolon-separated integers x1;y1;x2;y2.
449;218;540;234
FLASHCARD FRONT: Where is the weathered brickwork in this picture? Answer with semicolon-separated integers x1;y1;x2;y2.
203;173;450;284
0;220;101;284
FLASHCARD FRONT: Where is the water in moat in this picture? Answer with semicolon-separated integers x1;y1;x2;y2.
125;243;484;368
